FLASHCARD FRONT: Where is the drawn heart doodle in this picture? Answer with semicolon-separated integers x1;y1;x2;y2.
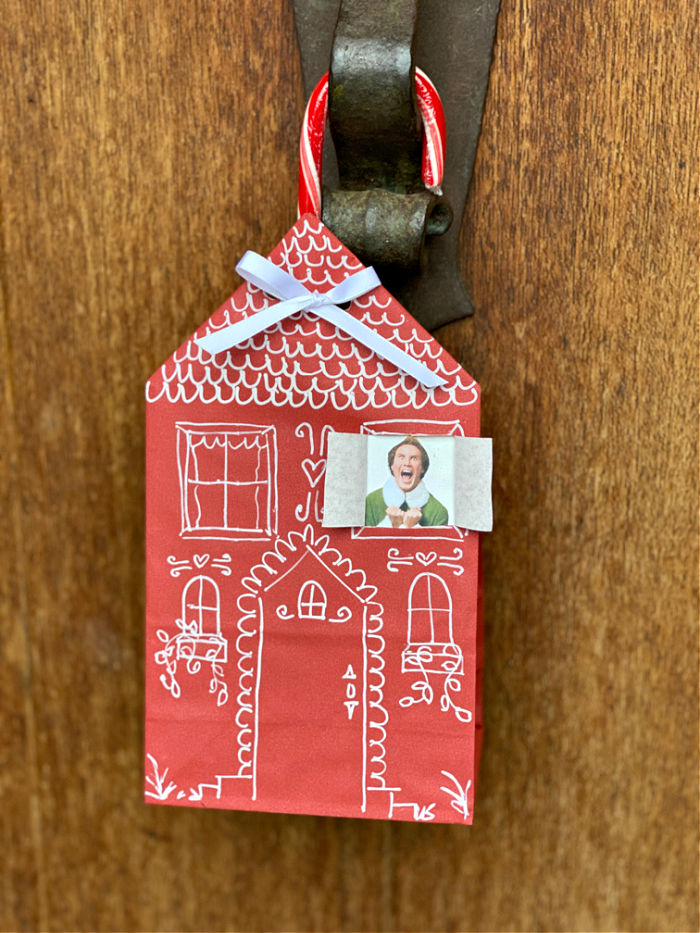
193;554;210;568
302;458;326;488
416;551;437;567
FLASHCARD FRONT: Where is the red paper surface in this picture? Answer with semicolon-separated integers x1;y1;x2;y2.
144;216;483;824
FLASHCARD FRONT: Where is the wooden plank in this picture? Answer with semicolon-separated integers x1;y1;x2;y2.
0;0;696;930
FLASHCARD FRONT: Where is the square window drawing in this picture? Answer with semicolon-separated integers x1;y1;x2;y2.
176;423;277;540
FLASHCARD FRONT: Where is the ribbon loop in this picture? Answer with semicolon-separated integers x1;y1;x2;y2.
195;252;446;389
324;266;381;305
235;250;308;300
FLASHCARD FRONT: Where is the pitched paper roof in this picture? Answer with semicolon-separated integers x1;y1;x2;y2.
146;216;479;412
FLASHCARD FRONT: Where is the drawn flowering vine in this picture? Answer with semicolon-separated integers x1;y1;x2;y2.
154;618;228;706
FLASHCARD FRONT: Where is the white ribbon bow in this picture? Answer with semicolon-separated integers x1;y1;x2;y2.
195;251;446;389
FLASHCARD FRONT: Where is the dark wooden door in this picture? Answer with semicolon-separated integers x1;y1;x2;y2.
1;1;696;930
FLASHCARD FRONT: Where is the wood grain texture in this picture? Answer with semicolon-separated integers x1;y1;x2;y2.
0;0;697;930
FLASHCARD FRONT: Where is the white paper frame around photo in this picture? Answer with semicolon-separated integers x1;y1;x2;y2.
322;419;492;538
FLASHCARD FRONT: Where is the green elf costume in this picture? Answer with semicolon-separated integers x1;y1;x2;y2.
365;477;449;527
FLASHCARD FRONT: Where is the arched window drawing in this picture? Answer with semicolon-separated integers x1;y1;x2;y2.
297;581;327;620
407;573;453;645
154;575;229;706
402;573;463;677
182;575;221;637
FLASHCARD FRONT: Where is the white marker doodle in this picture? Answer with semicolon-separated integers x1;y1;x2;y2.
154;575;229;706
387;791;436;822
144;754;178;801
399;573;471;723
295;421;315;455
386;547;465;575
343;664;359;719
439;771;471;820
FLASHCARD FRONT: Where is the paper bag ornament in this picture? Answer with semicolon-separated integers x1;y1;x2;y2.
145;215;491;824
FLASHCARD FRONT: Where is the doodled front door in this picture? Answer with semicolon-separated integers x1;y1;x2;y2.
255;551;366;813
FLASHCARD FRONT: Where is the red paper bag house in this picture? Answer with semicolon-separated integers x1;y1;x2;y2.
145;215;490;824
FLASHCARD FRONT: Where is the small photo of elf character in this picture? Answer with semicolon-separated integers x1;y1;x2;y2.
365;435;452;528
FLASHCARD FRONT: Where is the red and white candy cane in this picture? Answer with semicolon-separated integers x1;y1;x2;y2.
298;67;446;218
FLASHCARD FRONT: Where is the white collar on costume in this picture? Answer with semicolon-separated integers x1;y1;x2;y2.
382;476;430;509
